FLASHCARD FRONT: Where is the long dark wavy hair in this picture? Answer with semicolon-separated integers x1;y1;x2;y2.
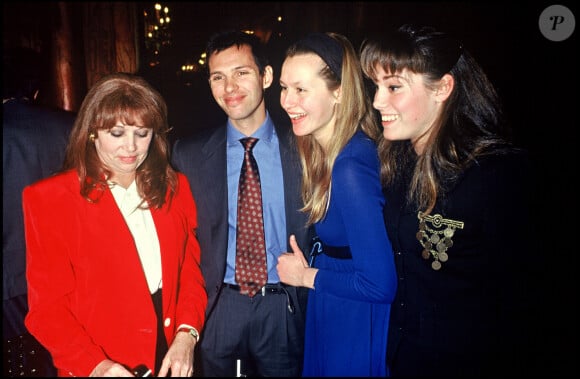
360;24;515;215
63;72;177;208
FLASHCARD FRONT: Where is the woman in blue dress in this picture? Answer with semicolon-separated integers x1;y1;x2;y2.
277;32;397;377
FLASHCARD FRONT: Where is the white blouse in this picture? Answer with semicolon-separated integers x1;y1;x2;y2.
110;180;162;294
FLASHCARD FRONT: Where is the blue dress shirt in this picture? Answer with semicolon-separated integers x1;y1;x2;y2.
223;112;287;284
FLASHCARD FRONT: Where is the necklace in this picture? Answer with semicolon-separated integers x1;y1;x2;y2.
416;211;464;270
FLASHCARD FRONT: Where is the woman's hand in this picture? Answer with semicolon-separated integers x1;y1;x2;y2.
157;331;196;377
90;359;134;377
277;235;318;289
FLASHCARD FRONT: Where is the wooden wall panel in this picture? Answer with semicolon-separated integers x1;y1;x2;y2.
82;2;139;90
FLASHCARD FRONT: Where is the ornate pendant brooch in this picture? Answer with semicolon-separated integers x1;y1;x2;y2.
416;211;464;270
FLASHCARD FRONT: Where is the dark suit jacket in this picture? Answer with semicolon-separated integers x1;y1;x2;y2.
172;119;312;319
3;99;75;336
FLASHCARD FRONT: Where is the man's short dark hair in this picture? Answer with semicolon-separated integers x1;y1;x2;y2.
205;30;270;75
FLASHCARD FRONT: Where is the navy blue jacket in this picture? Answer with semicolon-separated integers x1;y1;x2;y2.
3;99;74;337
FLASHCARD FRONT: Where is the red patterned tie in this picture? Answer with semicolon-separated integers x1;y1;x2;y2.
235;137;267;297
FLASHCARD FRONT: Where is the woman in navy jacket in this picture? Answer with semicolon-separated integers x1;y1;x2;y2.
360;25;538;376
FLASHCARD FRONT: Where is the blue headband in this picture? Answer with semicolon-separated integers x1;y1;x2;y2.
295;32;343;81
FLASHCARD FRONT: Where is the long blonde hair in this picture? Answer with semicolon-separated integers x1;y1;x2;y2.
285;32;379;224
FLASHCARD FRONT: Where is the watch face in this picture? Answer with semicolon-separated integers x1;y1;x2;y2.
190;328;199;340
179;327;199;341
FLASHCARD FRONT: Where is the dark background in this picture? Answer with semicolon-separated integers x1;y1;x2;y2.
4;1;577;375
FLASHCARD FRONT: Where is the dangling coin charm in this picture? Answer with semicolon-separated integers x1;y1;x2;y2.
416;212;464;271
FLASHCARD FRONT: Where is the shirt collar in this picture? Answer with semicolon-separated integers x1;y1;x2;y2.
109;179;138;199
226;111;274;146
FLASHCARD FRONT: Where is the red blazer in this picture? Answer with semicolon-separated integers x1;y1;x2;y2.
23;170;207;376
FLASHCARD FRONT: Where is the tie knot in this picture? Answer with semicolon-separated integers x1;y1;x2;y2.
240;137;258;152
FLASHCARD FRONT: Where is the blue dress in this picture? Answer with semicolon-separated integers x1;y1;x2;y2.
302;131;397;377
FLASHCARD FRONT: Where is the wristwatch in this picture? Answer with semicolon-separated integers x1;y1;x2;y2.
176;326;199;342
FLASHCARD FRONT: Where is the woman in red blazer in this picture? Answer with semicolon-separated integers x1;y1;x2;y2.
22;73;207;377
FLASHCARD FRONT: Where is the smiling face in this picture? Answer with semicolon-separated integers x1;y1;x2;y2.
370;65;445;154
279;53;340;148
94;119;153;187
207;44;273;135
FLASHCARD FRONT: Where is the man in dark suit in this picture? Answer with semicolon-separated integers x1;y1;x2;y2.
172;30;312;377
3;47;75;377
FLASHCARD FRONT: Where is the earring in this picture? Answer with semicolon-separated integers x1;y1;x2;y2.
89;133;95;142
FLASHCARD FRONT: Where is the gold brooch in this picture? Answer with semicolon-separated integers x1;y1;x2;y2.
416;211;464;270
